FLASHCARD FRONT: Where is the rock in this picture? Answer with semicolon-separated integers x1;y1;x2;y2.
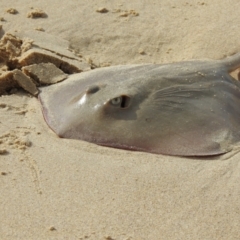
12;70;39;96
0;71;17;94
15;30;90;73
18;48;88;74
22;63;67;85
0;30;91;95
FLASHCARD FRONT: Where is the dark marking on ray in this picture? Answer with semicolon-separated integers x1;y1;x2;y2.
86;85;100;94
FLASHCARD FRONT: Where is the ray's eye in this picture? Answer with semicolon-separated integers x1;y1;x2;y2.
111;97;122;105
110;95;131;108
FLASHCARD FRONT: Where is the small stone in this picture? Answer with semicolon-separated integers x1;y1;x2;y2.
0;149;8;154
112;9;121;13
15;110;28;115
119;12;129;17
129;10;139;16
35;27;45;32
27;9;47;18
49;226;56;231
138;48;145;55
119;10;139;17
24;139;32;147
1;172;7;175
19;145;26;150
6;8;18;14
105;236;114;240
0;103;7;108
96;8;109;13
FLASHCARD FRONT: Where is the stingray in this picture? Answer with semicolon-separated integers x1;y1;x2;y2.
38;53;240;156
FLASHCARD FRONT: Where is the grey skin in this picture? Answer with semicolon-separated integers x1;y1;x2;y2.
39;53;240;156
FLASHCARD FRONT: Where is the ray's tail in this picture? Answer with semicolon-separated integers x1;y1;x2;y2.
220;52;240;72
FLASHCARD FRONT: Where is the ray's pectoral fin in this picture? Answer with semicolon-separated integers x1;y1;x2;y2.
156;128;233;156
147;87;235;156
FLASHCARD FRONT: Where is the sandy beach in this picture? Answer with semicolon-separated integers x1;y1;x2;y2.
1;1;240;239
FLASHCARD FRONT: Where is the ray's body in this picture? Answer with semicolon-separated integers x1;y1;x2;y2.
39;53;240;156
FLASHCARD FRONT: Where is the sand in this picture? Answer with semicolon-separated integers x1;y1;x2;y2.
1;1;240;239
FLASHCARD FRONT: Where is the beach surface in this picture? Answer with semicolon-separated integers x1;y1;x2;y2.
1;1;240;239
